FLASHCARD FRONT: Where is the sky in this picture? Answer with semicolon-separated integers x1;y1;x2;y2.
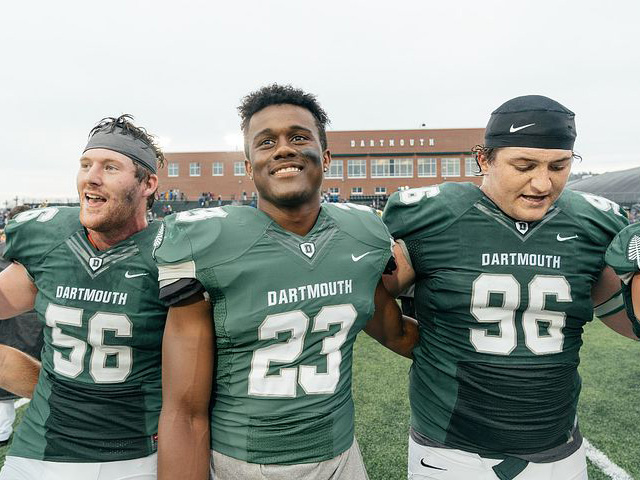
1;0;638;205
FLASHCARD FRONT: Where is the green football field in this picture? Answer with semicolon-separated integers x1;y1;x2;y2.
1;319;638;479
353;319;640;480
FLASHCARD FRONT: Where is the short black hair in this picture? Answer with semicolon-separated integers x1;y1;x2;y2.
238;84;330;157
88;114;164;209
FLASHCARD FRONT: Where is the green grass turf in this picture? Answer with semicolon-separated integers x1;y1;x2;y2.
0;320;636;479
353;321;640;480
579;319;640;479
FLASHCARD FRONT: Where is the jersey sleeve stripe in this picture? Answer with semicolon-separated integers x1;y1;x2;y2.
158;260;197;287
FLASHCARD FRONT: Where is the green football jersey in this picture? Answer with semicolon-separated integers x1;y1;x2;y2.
605;223;640;337
3;207;166;462
383;183;627;456
154;204;392;464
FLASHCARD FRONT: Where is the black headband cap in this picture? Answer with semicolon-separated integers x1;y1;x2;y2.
83;125;157;173
484;95;576;150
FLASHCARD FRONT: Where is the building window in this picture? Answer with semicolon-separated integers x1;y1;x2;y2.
389;139;394;147
465;157;478;177
212;162;223;176
371;158;413;178
328;187;340;194
400;139;405;146
375;187;387;195
189;163;201;177
351;187;363;195
168;163;179;177
410;139;415;146
370;139;375;147
429;138;435;146
234;162;245;176
417;158;437;177
441;158;460;177
326;160;343;179
360;140;365;147
347;159;366;178
350;140;356;147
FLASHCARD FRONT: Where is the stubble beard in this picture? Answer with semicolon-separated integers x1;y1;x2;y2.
81;185;140;234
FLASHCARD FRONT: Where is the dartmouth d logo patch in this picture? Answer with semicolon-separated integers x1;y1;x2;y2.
515;222;529;235
300;242;316;259
89;257;103;272
627;235;640;269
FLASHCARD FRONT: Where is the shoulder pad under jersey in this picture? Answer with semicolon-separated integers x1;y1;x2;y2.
383;182;481;240
4;207;81;272
322;203;392;250
561;190;628;248
153;206;271;281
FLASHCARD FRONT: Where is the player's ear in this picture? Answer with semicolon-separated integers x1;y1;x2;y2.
245;159;253;180
477;152;491;175
322;150;331;173
144;174;159;196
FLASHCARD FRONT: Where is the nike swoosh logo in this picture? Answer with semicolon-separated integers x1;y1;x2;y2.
125;271;149;278
556;234;578;242
352;252;373;262
510;123;536;133
420;458;447;471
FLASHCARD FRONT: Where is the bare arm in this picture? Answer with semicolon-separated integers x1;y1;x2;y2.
382;241;416;298
592;266;638;340
0;345;40;398
158;294;214;480
0;263;37;319
364;280;419;358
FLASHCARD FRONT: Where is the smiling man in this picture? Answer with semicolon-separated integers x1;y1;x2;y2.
153;84;417;480
0;115;167;480
382;95;636;480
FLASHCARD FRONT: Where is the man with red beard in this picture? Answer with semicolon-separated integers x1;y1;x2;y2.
0;115;167;480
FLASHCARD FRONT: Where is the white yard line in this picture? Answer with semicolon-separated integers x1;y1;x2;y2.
584;438;634;480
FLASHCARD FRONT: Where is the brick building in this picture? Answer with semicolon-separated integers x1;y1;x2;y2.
158;128;484;203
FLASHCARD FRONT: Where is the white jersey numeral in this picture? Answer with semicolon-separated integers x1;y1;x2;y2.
470;274;519;355
398;186;440;205
45;304;86;378
470;274;571;355
46;303;133;383
14;207;59;223
248;304;357;397
579;193;624;217
176;207;228;222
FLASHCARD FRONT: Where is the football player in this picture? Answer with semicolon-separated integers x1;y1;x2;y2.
605;223;640;338
382;95;637;480
0;115;167;480
153;84;418;480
